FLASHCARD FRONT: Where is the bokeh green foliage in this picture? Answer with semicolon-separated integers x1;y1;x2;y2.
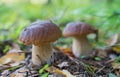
0;0;120;47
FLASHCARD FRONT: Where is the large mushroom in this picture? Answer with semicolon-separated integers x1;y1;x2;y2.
19;20;62;65
63;22;98;57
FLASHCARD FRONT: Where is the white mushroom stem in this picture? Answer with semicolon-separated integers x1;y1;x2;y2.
72;36;92;57
32;43;53;65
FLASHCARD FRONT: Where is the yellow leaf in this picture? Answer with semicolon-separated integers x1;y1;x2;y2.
112;62;120;69
46;66;67;77
0;52;25;65
113;46;120;54
56;46;74;57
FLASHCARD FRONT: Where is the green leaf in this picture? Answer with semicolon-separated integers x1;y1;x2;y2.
85;64;95;75
109;73;117;77
80;55;87;59
40;72;49;77
114;56;120;63
94;57;101;61
39;64;49;74
3;45;10;53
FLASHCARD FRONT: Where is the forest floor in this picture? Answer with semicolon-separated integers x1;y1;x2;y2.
0;40;120;77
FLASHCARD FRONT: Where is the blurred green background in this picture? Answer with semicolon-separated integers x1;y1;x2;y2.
0;0;120;47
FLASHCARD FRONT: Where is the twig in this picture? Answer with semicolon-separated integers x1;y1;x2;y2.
18;51;31;54
0;65;22;71
24;55;33;77
24;55;31;62
95;66;106;74
69;56;86;66
106;59;115;64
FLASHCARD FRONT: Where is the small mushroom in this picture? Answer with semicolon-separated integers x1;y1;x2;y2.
19;20;62;65
63;22;98;57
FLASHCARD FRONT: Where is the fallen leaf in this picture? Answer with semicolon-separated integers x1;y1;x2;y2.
109;54;117;60
10;62;20;67
57;62;69;68
1;70;10;76
113;45;120;54
39;64;49;74
108;73;117;77
0;52;25;65
10;67;27;77
114;69;120;77
10;73;24;77
3;45;10;53
94;57;101;61
40;72;49;77
112;62;120;69
96;49;107;58
62;70;76;77
46;66;67;77
56;46;74;57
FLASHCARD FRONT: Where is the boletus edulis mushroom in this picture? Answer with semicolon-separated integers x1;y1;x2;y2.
63;22;98;57
19;20;62;65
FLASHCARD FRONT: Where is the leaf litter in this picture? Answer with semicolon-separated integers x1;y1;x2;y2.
0;40;120;77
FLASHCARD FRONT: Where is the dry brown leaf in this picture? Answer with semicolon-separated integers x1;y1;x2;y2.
114;69;120;77
10;67;27;77
111;63;120;77
57;62;69;68
62;70;78;77
56;46;74;57
10;73;24;77
1;70;10;76
0;52;25;65
46;66;67;77
112;62;120;69
97;49;107;58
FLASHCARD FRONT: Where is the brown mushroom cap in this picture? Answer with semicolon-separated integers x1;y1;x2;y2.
63;22;97;37
19;20;62;45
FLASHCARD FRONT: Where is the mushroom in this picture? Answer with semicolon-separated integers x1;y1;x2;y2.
63;22;98;57
19;20;62;65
